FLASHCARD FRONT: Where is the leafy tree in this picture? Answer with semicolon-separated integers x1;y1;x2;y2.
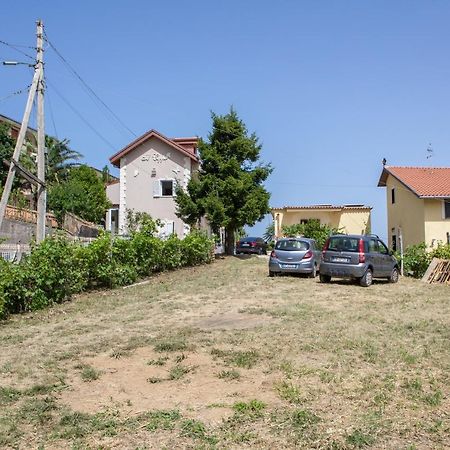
48;165;111;225
263;222;274;242
282;219;338;248
0;123;15;186
45;136;83;184
175;108;272;254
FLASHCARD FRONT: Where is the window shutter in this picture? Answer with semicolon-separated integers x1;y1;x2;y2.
153;180;161;197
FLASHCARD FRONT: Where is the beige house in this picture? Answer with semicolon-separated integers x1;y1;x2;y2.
272;204;372;238
378;165;450;250
106;129;199;237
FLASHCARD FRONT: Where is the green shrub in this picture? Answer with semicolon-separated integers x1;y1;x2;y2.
402;243;431;278
0;224;214;319
430;243;450;260
282;219;338;248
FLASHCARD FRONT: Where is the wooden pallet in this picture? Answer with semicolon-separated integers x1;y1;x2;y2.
422;258;450;284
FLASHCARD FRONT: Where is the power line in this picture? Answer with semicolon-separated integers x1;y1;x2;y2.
46;88;59;138
0;85;30;103
46;78;117;151
0;39;35;61
43;31;137;139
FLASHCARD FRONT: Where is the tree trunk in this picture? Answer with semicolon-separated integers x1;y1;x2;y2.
225;225;235;255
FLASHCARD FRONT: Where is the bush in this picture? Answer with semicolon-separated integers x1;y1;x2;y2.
282;219;338;248
401;242;450;278
0;223;214;320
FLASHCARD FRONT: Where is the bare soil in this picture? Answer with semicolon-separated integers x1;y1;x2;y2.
0;256;449;449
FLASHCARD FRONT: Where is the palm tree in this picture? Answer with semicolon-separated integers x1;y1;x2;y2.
45;136;83;184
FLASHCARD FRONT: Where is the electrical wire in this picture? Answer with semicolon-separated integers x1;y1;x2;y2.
46;78;117;151
43;31;137;139
0;39;35;61
0;85;30;103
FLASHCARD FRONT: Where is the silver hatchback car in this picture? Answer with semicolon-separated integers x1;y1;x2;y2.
269;238;321;277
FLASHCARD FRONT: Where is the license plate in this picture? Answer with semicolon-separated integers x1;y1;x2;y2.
241;243;249;247
332;257;349;263
281;264;297;269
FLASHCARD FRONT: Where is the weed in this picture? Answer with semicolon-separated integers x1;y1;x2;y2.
110;349;130;359
291;409;320;429
217;369;240;381
169;364;193;380
211;348;259;369
144;410;180;431
154;339;188;353
56;411;118;439
147;356;169;366
345;429;375;448
180;419;218;444
423;390;442;406
232;399;266;419
0;386;21;405
18;397;57;425
80;365;100;382
275;380;302;404
147;377;163;384
175;353;186;363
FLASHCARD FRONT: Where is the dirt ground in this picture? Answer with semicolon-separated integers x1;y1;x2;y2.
0;256;449;449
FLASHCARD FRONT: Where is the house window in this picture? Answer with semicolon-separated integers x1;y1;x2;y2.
444;200;450;219
153;179;175;197
391;188;395;204
161;180;173;196
300;219;310;225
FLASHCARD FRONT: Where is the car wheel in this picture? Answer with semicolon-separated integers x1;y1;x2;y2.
269;271;276;277
319;274;331;283
309;264;317;278
359;268;373;287
388;267;399;283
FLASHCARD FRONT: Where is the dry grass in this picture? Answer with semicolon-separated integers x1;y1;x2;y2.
0;256;449;449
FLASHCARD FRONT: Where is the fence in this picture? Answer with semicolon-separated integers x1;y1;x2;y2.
5;205;58;228
0;243;31;262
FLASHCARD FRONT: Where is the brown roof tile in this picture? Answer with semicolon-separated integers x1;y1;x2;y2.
378;166;450;197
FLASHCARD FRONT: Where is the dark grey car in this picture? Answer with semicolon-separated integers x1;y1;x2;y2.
319;234;399;287
269;238;320;277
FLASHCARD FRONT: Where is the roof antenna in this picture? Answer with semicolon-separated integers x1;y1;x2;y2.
382;158;387;166
426;142;433;159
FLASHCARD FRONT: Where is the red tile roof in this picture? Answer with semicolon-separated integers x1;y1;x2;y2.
109;129;199;167
378;166;450;198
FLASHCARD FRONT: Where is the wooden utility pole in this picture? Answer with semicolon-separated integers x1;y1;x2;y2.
36;19;46;243
0;20;46;242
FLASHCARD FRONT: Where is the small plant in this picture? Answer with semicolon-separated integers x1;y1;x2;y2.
275;380;302;404
211;348;259;369
345;429;375;447
154;339;188;353
180;419;218;444
232;399;266;418
144;410;181;431
217;369;240;381
80;365;100;382
291;409;320;429
147;356;169;366
169;365;193;380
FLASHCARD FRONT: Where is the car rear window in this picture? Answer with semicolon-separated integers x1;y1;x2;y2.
275;240;309;251
328;237;360;252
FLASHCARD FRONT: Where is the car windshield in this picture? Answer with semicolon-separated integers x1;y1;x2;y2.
240;237;258;242
328;237;360;252
275;240;309;251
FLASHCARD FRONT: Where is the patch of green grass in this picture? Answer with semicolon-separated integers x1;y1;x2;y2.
211;348;259;369
17;397;57;425
80;365;101;382
345;429;375;448
275;380;302;404
56;411;118;439
232;399;266;419
144;410;181;431
154;339;188;353
0;386;22;405
290;409;320;430
168;364;193;380
217;369;240;381
423;389;442;406
180;419;218;444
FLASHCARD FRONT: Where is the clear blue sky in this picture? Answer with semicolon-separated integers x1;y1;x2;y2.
2;1;450;240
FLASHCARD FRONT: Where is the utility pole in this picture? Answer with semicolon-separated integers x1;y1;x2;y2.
36;19;46;243
0;20;46;242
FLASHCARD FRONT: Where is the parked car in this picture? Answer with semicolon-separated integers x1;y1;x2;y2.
319;234;399;287
269;237;320;277
236;237;268;255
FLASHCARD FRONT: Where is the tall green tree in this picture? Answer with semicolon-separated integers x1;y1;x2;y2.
48;165;111;225
45;136;83;184
0;123;16;186
175;108;272;254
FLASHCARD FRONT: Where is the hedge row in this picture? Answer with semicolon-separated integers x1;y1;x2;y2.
0;224;214;319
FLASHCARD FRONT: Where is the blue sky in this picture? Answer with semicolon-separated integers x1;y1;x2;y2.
2;1;450;240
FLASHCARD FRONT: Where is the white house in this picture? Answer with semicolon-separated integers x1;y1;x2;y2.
106;129;199;238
